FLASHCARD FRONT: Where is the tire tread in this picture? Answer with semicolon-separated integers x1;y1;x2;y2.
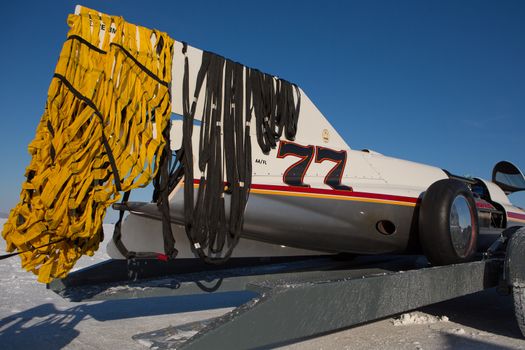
513;285;525;337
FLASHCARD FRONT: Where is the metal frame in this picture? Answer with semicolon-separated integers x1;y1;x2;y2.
48;228;525;349
48;257;500;349
176;260;500;349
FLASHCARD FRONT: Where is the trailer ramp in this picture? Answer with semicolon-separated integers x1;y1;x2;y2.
49;254;503;349
144;259;500;349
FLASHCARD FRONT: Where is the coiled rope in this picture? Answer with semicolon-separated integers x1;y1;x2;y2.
1;7;174;283
1;7;301;281
181;48;301;262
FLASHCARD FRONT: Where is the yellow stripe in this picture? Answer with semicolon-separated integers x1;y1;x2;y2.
251;188;416;207
192;183;417;207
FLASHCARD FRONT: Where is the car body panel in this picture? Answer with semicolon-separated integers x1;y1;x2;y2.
107;39;525;260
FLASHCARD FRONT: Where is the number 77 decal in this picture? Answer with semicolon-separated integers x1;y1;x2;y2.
315;146;353;191
277;141;352;190
276;141;315;187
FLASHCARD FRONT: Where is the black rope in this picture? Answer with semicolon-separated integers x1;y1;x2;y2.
53;73;123;192
180;48;301;263
113;93;177;260
110;43;170;87
112;191;174;260
66;35;107;54
109;44;300;264
53;73;177;261
157;121;178;258
0;238;66;260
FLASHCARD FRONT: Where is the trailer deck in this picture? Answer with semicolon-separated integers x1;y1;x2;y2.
48;244;516;350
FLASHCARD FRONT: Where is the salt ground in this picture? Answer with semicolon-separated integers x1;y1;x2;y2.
1;218;525;349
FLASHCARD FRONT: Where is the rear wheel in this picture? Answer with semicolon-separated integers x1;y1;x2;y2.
419;179;479;265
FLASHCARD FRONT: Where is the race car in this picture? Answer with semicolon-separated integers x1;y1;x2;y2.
108;40;525;266
4;5;523;286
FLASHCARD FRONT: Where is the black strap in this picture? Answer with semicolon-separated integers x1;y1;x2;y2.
179;48;301;264
0;238;66;260
66;35;107;54
111;190;132;258
53;73;123;192
111;191;171;259
108;45;302;265
157;122;178;258
53;40;178;262
111;82;177;260
110;43;170;87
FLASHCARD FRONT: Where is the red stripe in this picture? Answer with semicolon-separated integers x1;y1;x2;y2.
508;212;525;221
191;179;419;203
251;183;419;203
475;201;496;210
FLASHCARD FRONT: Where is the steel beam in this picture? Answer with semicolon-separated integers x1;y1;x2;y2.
169;259;500;349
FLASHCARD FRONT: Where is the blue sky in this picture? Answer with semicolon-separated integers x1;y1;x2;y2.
0;0;523;218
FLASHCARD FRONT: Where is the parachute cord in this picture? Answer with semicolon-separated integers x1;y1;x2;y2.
2;7;175;283
110;43;170;87
52;73;123;192
157;121;178;259
0;238;66;261
180;48;301;264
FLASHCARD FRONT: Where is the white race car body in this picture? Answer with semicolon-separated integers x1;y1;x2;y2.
107;31;525;260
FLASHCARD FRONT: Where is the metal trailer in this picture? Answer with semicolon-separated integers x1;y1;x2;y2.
48;227;525;350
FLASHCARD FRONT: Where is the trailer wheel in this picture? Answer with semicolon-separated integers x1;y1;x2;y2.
419;179;478;265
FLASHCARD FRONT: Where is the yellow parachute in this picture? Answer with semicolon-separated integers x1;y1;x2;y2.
1;7;174;283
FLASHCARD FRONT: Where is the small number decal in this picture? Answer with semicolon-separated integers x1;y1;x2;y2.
277;141;315;187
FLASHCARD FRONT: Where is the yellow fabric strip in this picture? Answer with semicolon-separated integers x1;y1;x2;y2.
1;7;174;283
